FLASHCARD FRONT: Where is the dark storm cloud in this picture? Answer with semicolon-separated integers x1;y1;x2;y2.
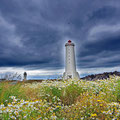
0;0;120;71
89;6;117;21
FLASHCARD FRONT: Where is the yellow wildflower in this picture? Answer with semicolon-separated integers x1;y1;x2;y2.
2;107;6;111
100;104;103;107
97;100;101;102
91;113;97;117
52;113;56;116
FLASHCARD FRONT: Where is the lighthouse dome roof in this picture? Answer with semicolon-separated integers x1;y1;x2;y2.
65;40;75;46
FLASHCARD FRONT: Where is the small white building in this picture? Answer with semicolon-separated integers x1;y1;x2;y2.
63;40;80;80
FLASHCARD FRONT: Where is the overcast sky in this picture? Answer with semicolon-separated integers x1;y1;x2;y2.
0;0;120;79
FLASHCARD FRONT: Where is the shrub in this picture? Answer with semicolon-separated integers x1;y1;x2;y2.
61;82;83;105
43;86;62;103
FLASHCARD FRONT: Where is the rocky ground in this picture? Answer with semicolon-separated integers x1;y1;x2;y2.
81;71;120;81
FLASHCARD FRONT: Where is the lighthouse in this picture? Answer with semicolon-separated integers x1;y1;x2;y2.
63;40;80;80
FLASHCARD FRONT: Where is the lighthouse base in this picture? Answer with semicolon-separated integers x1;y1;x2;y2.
63;71;80;80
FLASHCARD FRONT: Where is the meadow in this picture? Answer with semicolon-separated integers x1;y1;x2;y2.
0;76;120;120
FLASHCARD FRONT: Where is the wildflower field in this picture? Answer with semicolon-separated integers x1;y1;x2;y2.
0;76;120;120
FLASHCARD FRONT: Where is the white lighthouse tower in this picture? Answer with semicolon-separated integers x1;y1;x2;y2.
63;40;80;80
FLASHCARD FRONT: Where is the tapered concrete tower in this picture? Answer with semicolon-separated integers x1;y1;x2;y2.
63;40;80;80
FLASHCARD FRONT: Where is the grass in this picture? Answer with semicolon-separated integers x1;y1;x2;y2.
0;76;120;119
0;82;26;105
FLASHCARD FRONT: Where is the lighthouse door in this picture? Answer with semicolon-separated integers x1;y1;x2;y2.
68;75;72;79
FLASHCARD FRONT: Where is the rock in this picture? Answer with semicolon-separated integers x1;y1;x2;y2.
81;71;120;81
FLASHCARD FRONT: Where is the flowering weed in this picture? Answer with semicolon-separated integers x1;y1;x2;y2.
0;76;120;119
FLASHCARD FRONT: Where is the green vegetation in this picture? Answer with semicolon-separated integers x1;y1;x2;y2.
0;76;120;119
0;82;26;105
